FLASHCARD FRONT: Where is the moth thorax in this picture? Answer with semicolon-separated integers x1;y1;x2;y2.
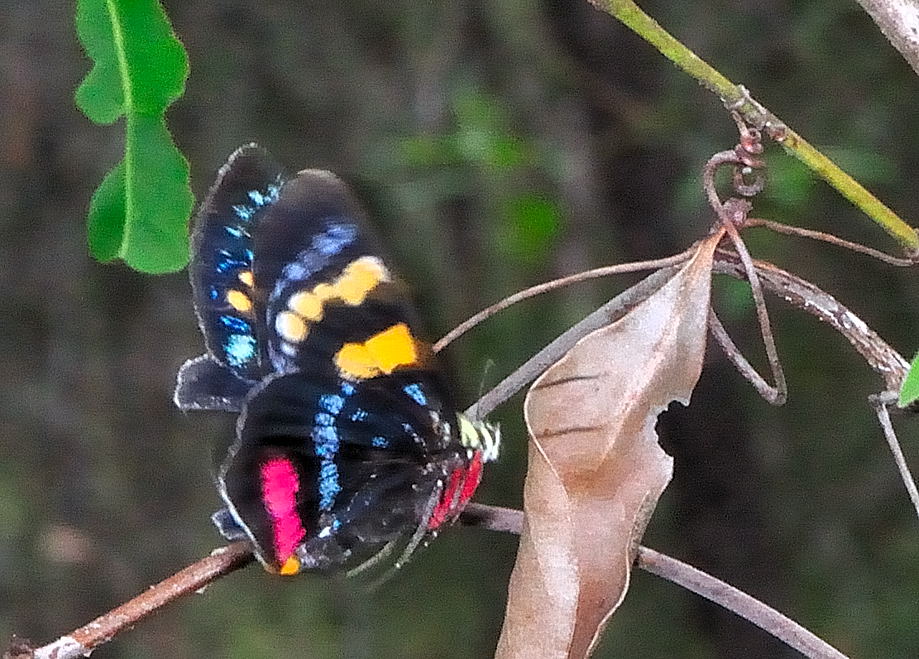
456;413;500;463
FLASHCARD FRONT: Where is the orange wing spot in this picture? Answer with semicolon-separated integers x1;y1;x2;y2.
337;257;389;305
237;270;254;288
335;343;381;380
288;291;324;321
365;323;418;372
334;323;420;379
275;311;308;343
226;289;253;313
279;555;301;576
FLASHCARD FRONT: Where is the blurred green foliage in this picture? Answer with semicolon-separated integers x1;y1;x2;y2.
396;88;561;267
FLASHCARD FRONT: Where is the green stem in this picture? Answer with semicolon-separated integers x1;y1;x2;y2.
590;0;919;251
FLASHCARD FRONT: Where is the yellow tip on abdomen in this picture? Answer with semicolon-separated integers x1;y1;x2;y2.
279;556;301;576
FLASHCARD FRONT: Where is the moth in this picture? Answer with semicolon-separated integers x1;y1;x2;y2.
175;145;499;576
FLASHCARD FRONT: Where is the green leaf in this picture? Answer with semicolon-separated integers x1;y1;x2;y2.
75;0;192;273
898;353;919;407
86;161;126;261
87;117;191;272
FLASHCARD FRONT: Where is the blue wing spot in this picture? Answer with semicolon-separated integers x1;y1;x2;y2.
224;225;250;239
313;221;358;257
372;436;389;448
403;383;428;407
232;204;254;222
225;334;257;367
315;412;335;427
216;255;249;274
274;223;355;290
313;425;338;452
310;374;352;511
319;393;345;415
209;287;220;301
318;462;341;510
219;315;251;333
282;261;307;280
340;382;356;396
350;408;368;422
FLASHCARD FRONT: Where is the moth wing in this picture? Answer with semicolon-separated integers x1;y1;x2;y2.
253;170;428;378
218;370;455;569
177;145;284;411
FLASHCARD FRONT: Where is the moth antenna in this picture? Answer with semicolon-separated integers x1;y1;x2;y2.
368;482;442;591
345;538;400;579
477;358;496;401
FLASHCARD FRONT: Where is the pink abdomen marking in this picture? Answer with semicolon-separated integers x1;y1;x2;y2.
260;456;306;565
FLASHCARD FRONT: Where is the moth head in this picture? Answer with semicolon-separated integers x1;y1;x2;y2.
457;413;500;463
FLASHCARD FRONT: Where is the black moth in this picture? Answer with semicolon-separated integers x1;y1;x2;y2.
175;145;499;575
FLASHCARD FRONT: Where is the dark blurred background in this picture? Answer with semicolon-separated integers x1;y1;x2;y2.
3;1;919;657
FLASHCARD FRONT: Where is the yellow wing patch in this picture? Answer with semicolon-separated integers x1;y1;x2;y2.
276;256;391;352
335;323;420;380
337;257;389;305
275;311;308;343
288;290;324;321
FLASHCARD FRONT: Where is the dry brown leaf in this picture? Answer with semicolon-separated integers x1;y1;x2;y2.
496;234;720;658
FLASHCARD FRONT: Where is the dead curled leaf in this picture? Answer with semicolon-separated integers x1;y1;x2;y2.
495;233;721;658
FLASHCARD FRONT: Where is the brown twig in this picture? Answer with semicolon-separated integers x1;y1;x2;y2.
460;234;907;419
718;220;788;405
715;249;919;528
744;218;916;266
18;503;851;659
635;547;849;659
461;504;849;659
871;393;919;520
20;543;254;659
709;311;785;404
433;248;697;353
464;265;680;421
701;128;787;405
713;250;910;392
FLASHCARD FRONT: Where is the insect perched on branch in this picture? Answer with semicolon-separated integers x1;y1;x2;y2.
175;145;500;577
